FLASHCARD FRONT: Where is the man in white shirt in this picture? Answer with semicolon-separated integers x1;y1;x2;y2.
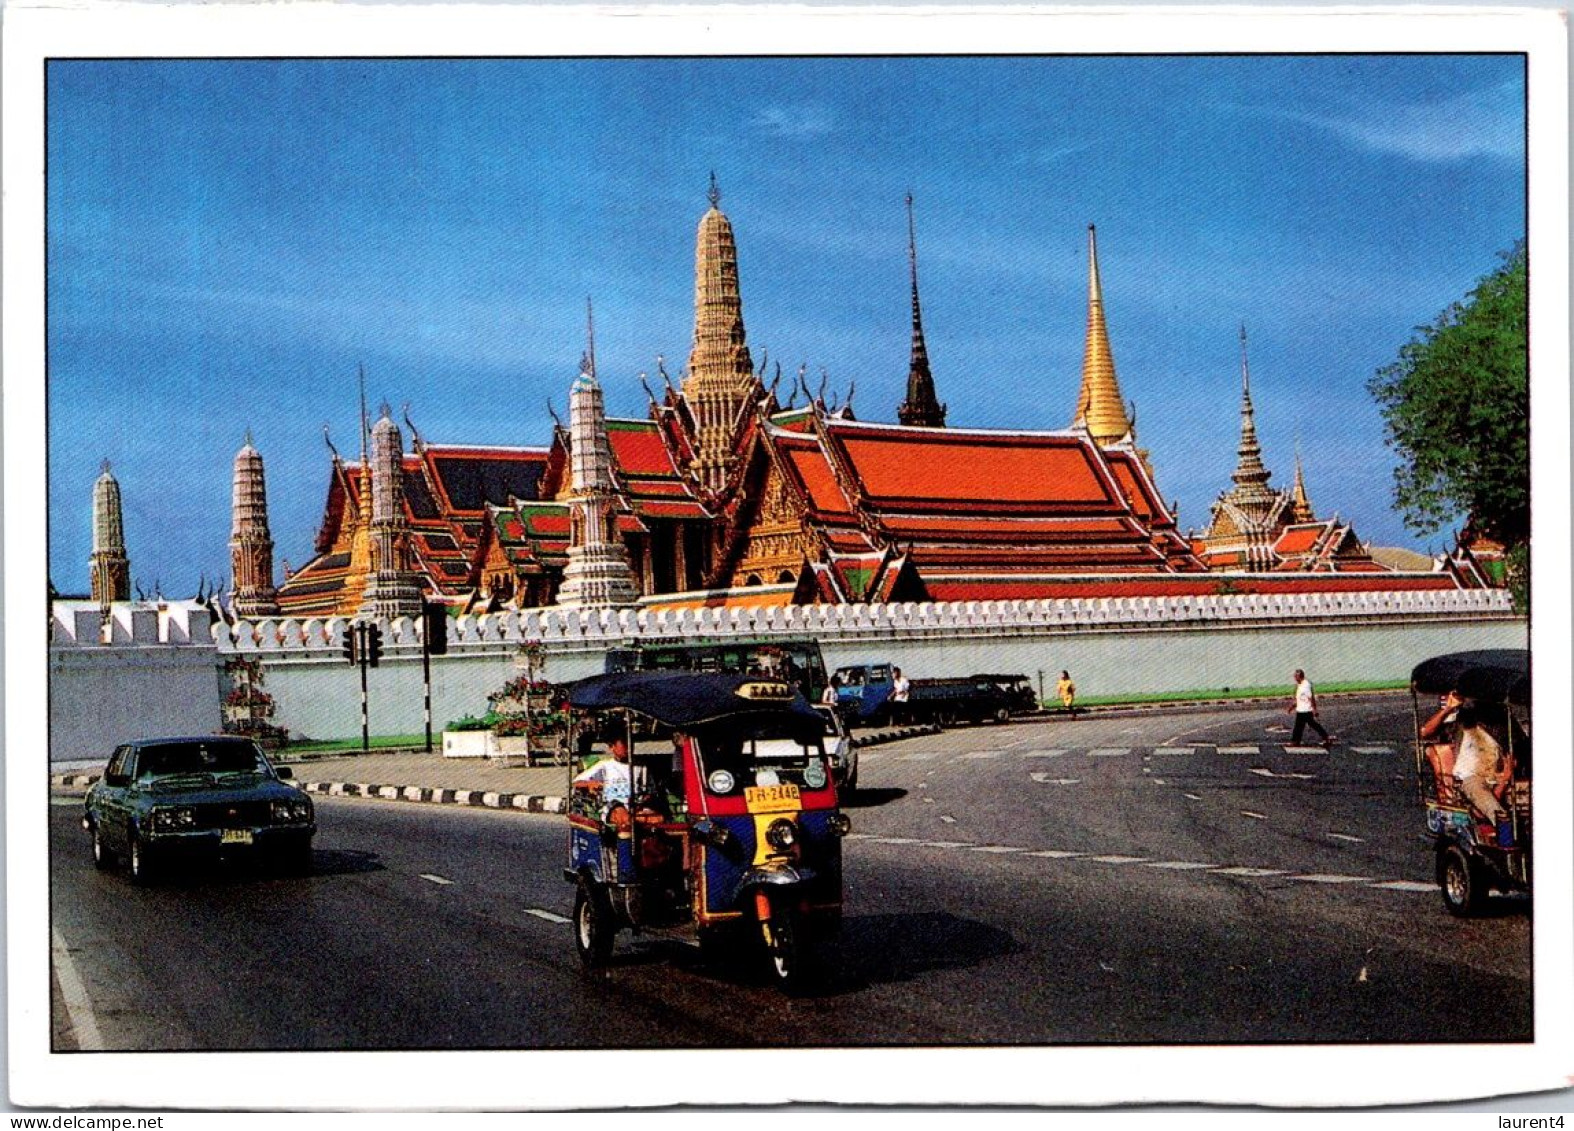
573;735;631;807
1287;669;1333;748
890;667;911;724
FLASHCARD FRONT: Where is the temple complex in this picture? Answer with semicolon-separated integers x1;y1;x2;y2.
1191;327;1382;575
90;460;131;607
269;184;1460;617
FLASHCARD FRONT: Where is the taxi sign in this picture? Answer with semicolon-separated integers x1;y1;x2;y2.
735;680;793;701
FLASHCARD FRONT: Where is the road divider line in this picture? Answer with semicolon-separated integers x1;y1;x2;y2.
50;928;104;1052
1087;854;1148;865
1353;745;1395;755
1025;850;1087;859
419;873;454;886
1241;811;1269;820
969;845;1026;854
526;908;571;924
1087;748;1131;757
1218;746;1260;756
1150;748;1195;756
1213;866;1289;877
1018;750;1067;759
1291;874;1371;885
1368;881;1435;892
1327;832;1365;843
1143;861;1216;871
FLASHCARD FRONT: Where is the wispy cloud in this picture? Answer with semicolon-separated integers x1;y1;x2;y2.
1222;81;1523;163
748;103;837;139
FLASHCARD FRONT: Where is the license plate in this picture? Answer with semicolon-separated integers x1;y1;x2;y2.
220;829;254;845
745;784;801;809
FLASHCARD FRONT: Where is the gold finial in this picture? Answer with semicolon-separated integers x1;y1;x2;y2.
1074;224;1133;445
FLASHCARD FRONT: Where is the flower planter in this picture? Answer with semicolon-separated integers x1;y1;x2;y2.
442;730;493;759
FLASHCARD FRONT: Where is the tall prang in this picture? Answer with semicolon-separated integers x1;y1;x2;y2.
557;309;640;608
682;175;757;495
358;406;424;620
1071;225;1135;446
230;432;281;618
896;193;947;428
90;460;131;607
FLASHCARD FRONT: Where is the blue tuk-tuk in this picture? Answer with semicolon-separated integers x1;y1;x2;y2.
562;672;850;988
1410;649;1531;916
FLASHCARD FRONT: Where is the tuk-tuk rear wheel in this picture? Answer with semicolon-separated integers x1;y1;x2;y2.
1439;844;1487;918
573;878;615;968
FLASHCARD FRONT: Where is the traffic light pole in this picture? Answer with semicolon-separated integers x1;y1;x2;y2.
421;609;433;754
358;622;370;755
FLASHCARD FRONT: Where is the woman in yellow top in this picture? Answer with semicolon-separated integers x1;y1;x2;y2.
1057;671;1076;718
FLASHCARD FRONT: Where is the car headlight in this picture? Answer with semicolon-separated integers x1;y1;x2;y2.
149;807;196;833
271;799;313;824
765;818;797;851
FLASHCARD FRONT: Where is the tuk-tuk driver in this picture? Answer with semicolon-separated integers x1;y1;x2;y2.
574;735;631;808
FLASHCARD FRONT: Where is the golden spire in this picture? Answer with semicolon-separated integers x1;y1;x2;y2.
1291;442;1315;523
1072;224;1134;446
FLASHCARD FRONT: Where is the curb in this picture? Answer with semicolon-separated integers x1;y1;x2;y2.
296;781;567;813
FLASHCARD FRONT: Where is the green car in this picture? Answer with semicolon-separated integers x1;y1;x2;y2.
83;736;315;883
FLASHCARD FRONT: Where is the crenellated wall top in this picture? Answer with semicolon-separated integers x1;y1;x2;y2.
194;586;1517;656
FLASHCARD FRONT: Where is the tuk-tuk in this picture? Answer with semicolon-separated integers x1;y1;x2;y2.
562;671;850;988
1410;649;1531;916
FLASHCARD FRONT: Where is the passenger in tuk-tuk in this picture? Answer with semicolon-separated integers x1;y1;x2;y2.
1452;703;1510;827
573;734;631;814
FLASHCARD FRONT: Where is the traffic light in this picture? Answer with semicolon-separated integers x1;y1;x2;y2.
424;603;448;656
341;625;358;666
364;623;383;668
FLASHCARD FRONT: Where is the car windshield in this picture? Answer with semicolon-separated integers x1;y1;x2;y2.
695;719;826;794
138;742;267;778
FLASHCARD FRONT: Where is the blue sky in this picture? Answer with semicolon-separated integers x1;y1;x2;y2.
46;55;1526;596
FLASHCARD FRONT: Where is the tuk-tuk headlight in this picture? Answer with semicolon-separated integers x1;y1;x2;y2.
765;818;797;851
707;769;736;795
829;813;852;837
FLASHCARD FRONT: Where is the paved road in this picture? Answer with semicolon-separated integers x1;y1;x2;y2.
50;695;1530;1051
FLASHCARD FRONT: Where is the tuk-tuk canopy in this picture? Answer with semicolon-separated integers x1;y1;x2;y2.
1410;649;1529;706
564;671;826;730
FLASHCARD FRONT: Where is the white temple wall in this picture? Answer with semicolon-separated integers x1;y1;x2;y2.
204;589;1524;742
49;601;223;765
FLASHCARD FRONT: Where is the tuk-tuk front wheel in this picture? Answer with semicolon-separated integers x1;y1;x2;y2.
1439;844;1487;918
573;878;615;968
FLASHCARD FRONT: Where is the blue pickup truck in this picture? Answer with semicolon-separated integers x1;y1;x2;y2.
828;664;1036;728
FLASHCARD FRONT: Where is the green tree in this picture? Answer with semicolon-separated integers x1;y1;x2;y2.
1368;243;1528;603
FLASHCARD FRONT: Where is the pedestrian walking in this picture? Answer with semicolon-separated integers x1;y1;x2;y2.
1057;670;1077;718
1287;668;1333;747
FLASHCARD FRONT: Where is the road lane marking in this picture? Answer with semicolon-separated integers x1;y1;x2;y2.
1087;748;1131;757
1241;811;1269;820
1283;746;1327;754
850;838;1436;897
1327;832;1365;843
1183;793;1203;801
1018;749;1067;759
1248;768;1316;780
526;908;571;924
1150;748;1195;756
1291;874;1371;885
1217;746;1259;756
961;751;1002;760
419;874;454;885
1030;773;1082;785
51;928;104;1052
1353;745;1394;755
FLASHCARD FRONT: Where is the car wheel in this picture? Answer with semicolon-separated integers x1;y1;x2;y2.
1439;844;1487;917
994;707;1010;724
573;878;615;969
128;832;157;886
90;821;114;870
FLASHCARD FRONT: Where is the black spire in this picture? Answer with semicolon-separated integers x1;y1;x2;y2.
897;192;947;428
